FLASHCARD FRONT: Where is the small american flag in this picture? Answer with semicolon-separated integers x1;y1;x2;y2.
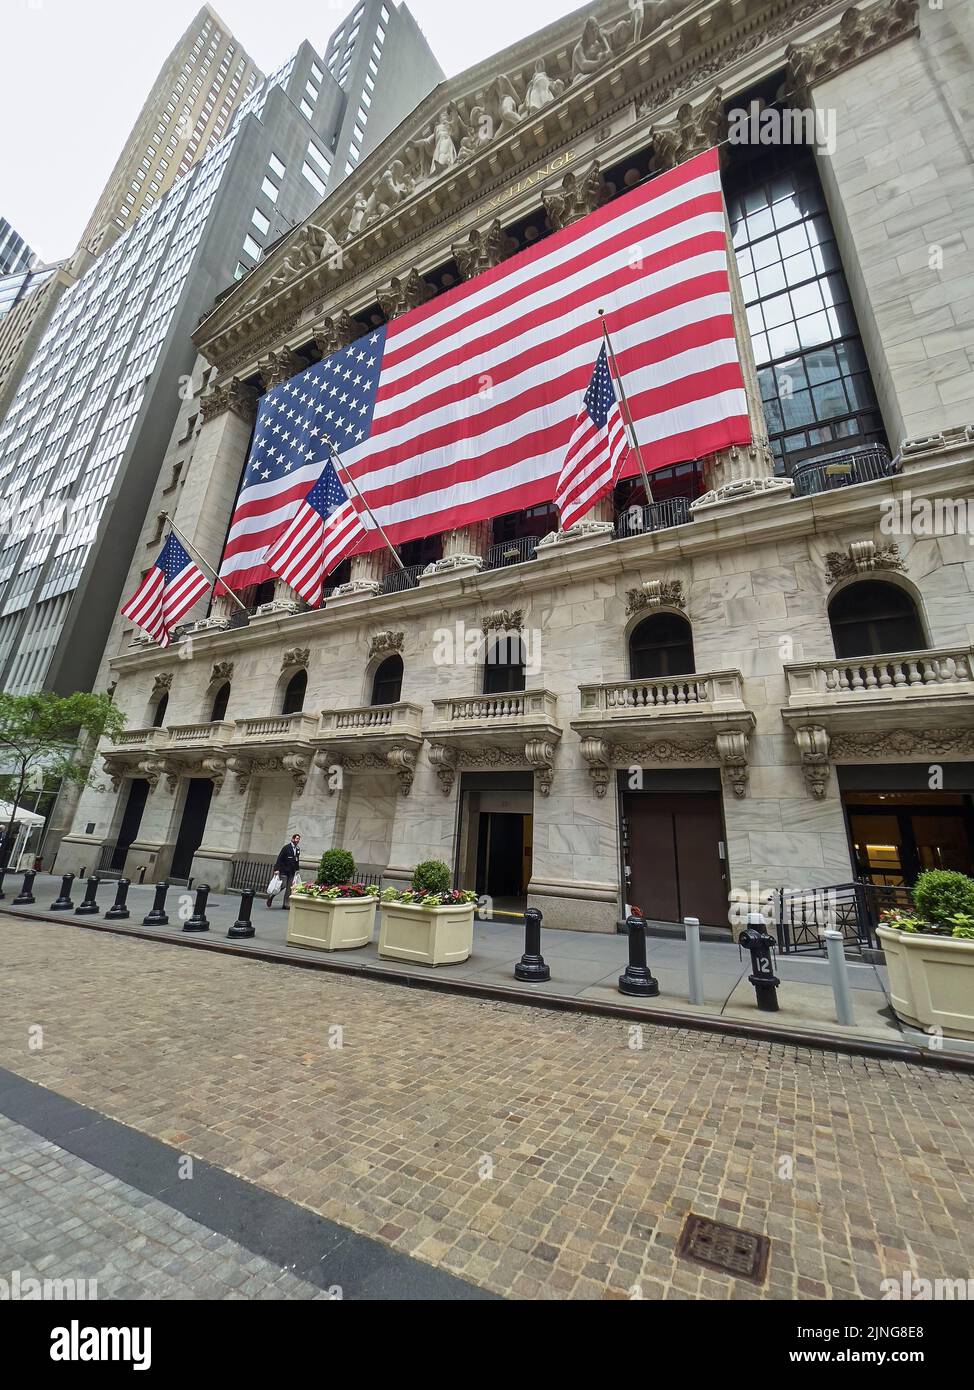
554;344;631;530
121;534;210;647
265;455;366;606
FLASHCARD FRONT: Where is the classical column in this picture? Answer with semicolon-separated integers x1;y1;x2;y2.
333;546;393;597
184;376;259;591
542;161;610;232
647;90;786;512
423;520;491;576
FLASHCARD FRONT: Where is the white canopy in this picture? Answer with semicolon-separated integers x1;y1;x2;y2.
0;799;45;827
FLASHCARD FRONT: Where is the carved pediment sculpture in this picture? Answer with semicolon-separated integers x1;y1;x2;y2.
453;220;518;281
523;59;564;114
364;159;414;224
314;311;366;359
571;15;614;84
542;161;610;232
378;269;436;322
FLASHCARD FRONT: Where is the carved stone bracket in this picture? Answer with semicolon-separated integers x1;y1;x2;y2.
314;310;366;359
542;160;610;232
281;647;310;671
716;730;749;799
525;739;556;796
378;269;436;321
258;348;304;392
386;747;416;796
794;724;831;799
825;540;904;586
199;376;259;424
481;608;523;633
368;630;404;661
227;756;252;795
452;219;518;280
282;753;311;795
151;672;173;696
200;756;228;794
648;88;727;171
625;580;685;616
210;661;234;683
784;0;919;105
579;736;612;798
428;743;459;796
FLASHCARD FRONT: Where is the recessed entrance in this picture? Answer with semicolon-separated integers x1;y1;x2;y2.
476;811;532;906
843;790;974;886
456;771;533;915
623;790;728;928
112;778;149;871
170;778;213;881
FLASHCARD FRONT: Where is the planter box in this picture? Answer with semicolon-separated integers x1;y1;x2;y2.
286;894;377;952
378;901;475;966
878;927;974;1040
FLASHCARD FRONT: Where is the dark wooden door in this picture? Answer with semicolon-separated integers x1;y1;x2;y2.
625;792;727;927
112;778;149;871
170;779;213;880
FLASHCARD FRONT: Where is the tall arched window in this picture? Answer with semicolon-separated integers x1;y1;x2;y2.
209;682;230;721
281;669;307;715
371;655;403;705
151;692;169;728
484;635;526;694
828;581;925;658
629;613;694;679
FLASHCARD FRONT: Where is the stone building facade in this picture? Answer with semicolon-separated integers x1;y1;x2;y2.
57;0;974;934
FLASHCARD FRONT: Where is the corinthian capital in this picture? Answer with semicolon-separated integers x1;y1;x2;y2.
649;89;727;172
452;220;518;281
199;376;259;424
377;269;436;321
258;347;304;392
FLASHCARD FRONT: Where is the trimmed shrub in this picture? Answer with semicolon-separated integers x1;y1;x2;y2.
913;869;974;927
411;859;451;895
317;848;356;886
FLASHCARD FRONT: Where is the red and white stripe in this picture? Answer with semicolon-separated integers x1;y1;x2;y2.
555;399;630;532
121;563;210;648
265;499;366;607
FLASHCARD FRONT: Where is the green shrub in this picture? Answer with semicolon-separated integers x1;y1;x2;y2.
411;859;451;895
913;869;974;927
317;848;356;886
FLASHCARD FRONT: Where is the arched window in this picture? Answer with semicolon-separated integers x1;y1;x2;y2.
281;669;307;715
483;635;526;694
151;692;169;728
371;655;403;705
209;682;230;721
629;613;694;679
828;580;925;658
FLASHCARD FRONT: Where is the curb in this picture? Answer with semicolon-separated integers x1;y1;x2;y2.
4;905;972;1075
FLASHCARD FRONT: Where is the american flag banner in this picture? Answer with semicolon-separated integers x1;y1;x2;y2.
121;534;210;647
265;456;367;606
554;343;631;531
218;147;748;589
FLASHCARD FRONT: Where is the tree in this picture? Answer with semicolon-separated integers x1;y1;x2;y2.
0;692;125;865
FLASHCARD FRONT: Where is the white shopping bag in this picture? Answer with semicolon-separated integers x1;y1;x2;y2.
292;873;304;890
266;873;283;896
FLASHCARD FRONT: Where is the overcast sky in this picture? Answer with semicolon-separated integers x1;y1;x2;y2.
2;0;580;262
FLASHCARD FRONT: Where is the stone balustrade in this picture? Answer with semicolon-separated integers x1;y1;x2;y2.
434;690;559;725
318;703;424;736
234;713;319;742
112;727;169;752
168;720;236;746
785;647;974;704
578;670;747;715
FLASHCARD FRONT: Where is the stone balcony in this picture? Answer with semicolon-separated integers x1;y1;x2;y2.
222;712;319;795
571;671;755;798
167;720;236;756
782;646;974;798
312;703;424;796
424;689;561;796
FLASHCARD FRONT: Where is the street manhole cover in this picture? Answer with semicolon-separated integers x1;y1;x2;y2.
676;1213;770;1283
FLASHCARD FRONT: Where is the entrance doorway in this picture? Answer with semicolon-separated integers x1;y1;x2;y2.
112;778;149;871
843;791;974;886
623;791;728;927
476;811;531;904
170;779;213;880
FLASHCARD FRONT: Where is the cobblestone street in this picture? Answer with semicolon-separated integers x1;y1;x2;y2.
2;915;973;1300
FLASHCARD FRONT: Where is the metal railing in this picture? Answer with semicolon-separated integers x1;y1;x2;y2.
775;881;911;953
381;563;423;594
97;840;121;873
484;535;540;570
615;496;692;537
229;856;383;895
790;445;894;498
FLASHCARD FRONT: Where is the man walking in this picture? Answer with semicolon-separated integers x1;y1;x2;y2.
267;833;301;908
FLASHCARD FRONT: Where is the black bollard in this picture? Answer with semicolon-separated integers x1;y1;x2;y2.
227;890;255;939
183;883;211;932
50;873;75;910
0;867;7;900
514;906;550;982
75;876;101;916
738;912;780;1012
12;870;36;906
619;912;660;996
142;881;170;926
105;878;131;921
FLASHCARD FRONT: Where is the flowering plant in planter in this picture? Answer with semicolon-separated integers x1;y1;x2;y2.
292;881;374;900
880;870;974;939
381;885;478;906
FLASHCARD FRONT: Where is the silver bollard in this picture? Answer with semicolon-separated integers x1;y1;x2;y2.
824;928;855;1026
684;916;703;1004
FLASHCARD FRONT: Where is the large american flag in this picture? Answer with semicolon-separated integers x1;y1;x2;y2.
554;343;631;530
121;534;210;647
218;148;748;589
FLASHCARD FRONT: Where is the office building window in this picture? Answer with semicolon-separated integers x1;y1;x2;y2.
242;234;262;260
300;99;314;119
251;207;270;234
302;163;327;196
261;176;279;203
268;153;286;178
307;142;330;173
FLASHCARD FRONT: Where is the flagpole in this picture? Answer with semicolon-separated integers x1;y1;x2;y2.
598;308;654;506
321;434;407;573
160;512;249;613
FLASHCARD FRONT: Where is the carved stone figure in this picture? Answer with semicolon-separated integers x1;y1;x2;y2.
428;109;459;175
345;192;369;240
571;16;613;84
488;75;522;135
365;160;412;222
452;220;518;280
523;60;562;113
459;105;493;158
304;222;343;268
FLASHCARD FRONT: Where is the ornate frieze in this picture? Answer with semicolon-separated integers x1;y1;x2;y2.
481;609;524;633
368;630;404;661
377;269;436;321
825;540;904;586
784;0;919;104
625;580;685;616
198;376;259;424
452;219;519;280
542;160;610;232
830;728;974;760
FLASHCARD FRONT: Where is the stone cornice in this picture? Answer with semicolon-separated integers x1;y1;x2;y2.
107;448;974;676
193;0;860;376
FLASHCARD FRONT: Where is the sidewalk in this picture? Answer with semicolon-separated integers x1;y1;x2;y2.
0;873;955;1066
